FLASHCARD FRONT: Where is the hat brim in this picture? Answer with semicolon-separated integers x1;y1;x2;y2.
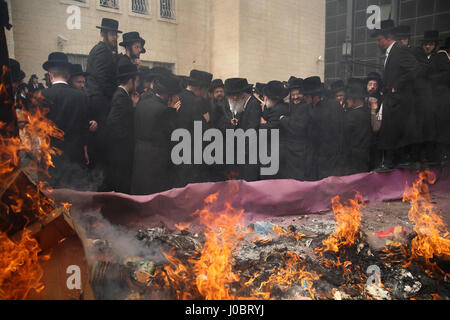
263;87;290;100
96;26;123;33
116;71;140;80
188;78;212;88
119;38;145;47
225;84;253;95
70;72;89;78
43;61;72;71
12;70;26;82
288;85;303;91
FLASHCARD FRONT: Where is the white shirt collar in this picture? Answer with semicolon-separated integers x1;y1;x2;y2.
386;41;396;57
119;85;130;96
52;81;68;85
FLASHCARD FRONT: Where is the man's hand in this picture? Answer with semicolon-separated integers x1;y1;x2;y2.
203;112;210;123
89;120;98;133
368;97;378;115
260;117;267;124
133;58;142;69
84;146;90;166
280;115;285;120
131;91;140;107
169;98;182;112
231;118;239;126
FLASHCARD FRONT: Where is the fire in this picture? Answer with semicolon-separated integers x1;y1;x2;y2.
316;193;364;255
0;230;47;300
160;193;245;300
402;171;450;276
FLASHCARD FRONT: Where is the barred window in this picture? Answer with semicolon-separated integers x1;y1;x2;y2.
160;0;175;20
67;54;89;71
99;0;119;10
132;0;149;14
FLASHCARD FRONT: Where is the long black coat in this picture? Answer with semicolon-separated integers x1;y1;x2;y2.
279;102;313;181
412;47;438;143
309;99;345;180
431;51;450;144
131;94;177;195
260;102;289;179
378;42;417;150
104;87;135;193
172;89;208;187
41;83;89;189
342;105;373;175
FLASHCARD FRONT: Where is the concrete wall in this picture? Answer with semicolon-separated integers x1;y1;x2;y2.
6;0;325;83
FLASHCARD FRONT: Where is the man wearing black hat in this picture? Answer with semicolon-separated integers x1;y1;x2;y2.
9;59;28;112
86;18;122;181
342;78;373;175
40;52;90;190
329;80;346;107
208;79;227;128
305;76;345;180
277;77;311;181
410;31;442;167
140;66;173;98
392;25;412;47
104;63;140;194
220;78;262;182
372;20;417;171
69;64;89;92
131;74;182;195
27;74;44;94
173;69;213;187
118;32;146;70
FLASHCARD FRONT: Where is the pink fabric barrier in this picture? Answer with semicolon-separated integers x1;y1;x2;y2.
52;168;450;230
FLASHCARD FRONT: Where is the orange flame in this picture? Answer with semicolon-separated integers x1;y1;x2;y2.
316;193;364;255
0;230;46;300
402;171;450;276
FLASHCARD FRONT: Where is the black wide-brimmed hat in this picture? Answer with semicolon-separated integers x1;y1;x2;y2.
366;72;381;83
116;62;139;80
209;79;224;93
346;78;367;99
224;78;253;95
9;59;25;82
370;19;396;38
69;63;89;78
188;69;213;88
393;25;411;38
263;81;289;100
144;66;173;82
96;18;122;33
330;80;345;93
422;30;440;43
303;76;323;96
119;32;145;47
154;74;182;95
441;37;450;50
287;77;304;91
42;52;72;71
254;82;266;96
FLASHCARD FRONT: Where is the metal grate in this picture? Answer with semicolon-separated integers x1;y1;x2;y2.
160;0;175;20
99;0;119;10
132;0;149;14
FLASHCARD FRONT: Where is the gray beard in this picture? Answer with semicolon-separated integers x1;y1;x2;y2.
228;98;246;115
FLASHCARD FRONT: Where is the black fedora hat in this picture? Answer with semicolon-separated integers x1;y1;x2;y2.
422;30;440;43
119;32;145;47
254;82;266;96
116;62;139;80
144;66;173;82
209;79;224;92
96;18;122;33
42;52;72;71
9;59;26;82
224;78;253;95
370;19;396;38
263;81;289;100
287;77;304;91
154;74;182;95
346;78;367;99
366;72;381;82
188;69;213;88
393;25;411;39
330;80;345;93
303;76;323;96
69;63;89;78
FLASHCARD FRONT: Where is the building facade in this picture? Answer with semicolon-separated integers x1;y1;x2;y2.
6;0;325;84
325;0;450;84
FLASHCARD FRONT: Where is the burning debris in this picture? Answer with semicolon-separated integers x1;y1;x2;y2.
76;172;449;300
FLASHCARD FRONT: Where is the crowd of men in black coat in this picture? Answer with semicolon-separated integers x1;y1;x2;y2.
9;18;450;195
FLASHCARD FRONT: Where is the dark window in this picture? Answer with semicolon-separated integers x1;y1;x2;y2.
437;0;450;12
160;0;176;20
132;0;149;14
436;13;450;31
417;0;435;16
99;0;119;9
326;32;338;48
327;1;337;16
356;0;368;11
416;16;434;36
400;0;417;20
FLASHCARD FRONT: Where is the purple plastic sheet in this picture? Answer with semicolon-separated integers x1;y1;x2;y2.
52;168;450;230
